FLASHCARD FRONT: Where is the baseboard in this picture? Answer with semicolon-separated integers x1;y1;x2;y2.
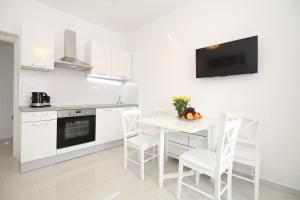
232;170;300;197
21;139;123;173
21;156;56;173
261;178;300;197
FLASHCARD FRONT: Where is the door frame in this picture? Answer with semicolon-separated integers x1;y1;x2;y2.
0;31;20;159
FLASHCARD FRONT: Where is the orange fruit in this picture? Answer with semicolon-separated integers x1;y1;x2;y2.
187;113;194;120
194;113;202;120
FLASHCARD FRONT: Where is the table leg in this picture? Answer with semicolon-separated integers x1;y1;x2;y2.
164;132;168;161
207;127;212;151
159;128;165;188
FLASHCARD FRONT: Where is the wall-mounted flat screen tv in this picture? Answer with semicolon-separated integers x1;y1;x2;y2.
196;36;258;78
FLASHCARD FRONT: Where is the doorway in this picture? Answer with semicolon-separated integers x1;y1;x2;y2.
0;41;14;142
0;31;19;160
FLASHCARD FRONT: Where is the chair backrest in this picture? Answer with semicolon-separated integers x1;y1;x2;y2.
153;107;172;117
122;109;141;140
226;113;261;152
216;119;241;174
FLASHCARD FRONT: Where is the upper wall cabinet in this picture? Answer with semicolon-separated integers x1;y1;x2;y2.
21;21;55;71
85;41;111;76
111;47;132;80
86;41;132;81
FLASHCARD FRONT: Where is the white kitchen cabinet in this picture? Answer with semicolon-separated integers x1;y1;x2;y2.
96;107;138;145
96;108;118;144
167;133;188;146
21;21;55;71
167;142;189;158
86;42;132;80
21;112;57;163
85;41;111;75
111;47;132;80
166;133;207;159
188;135;207;149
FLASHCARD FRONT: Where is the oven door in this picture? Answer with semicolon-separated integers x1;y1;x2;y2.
57;115;95;149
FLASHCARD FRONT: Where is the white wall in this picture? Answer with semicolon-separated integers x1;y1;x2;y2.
121;81;139;104
126;0;300;190
0;41;14;139
0;0;133;106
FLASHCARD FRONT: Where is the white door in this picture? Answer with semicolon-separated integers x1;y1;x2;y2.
21;20;54;70
21;120;57;163
111;48;131;79
96;108;118;144
86;41;111;75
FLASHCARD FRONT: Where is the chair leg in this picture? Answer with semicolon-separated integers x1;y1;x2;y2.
152;146;156;162
254;161;260;200
195;171;200;185
124;143;128;170
214;175;221;200
227;166;233;200
157;145;160;168
140;150;144;181
176;160;184;200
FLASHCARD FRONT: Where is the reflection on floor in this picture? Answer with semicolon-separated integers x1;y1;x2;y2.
0;138;299;200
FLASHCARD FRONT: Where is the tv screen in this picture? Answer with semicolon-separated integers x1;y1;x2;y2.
196;36;258;78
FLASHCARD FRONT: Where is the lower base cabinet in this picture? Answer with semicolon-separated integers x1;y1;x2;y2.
167;132;208;159
96;107;137;145
21;119;57;163
96;108;118;144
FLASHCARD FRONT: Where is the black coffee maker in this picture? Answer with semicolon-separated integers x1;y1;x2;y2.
31;92;51;107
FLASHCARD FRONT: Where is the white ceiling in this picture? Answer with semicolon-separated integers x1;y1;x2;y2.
36;0;189;34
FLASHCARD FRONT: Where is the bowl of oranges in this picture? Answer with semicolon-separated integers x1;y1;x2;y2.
179;107;202;120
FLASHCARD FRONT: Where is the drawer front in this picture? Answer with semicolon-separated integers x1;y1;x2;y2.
22;111;57;122
168;142;189;156
167;133;188;146
189;135;207;148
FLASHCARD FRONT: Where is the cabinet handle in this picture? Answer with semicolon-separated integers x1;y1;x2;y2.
32;121;48;126
33;112;48;116
32;63;47;68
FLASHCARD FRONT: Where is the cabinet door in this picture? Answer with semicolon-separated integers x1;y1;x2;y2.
111;48;131;79
86;41;111;75
21;120;57;163
96;108;118;144
21;21;55;70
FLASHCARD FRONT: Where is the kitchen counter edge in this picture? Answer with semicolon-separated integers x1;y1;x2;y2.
20;104;139;112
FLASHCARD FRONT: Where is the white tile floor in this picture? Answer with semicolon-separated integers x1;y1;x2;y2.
0;138;299;200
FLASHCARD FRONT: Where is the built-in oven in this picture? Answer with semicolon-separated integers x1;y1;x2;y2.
57;108;96;149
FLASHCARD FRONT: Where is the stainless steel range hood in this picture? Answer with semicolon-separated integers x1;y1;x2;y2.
55;30;92;71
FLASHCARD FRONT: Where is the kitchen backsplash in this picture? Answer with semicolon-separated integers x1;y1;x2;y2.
19;67;138;106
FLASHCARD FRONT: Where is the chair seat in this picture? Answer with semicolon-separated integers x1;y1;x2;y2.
234;145;261;166
127;134;159;150
180;147;216;172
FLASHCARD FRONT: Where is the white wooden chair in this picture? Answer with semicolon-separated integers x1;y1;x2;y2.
226;113;261;200
177;119;241;200
122;109;159;181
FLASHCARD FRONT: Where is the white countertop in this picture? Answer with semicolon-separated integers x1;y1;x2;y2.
20;103;138;112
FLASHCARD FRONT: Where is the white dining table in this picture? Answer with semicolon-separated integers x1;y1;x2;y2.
139;115;217;188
